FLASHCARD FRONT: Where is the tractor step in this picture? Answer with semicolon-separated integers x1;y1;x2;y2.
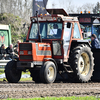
63;64;73;73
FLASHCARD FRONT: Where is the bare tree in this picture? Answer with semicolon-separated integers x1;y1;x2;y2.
65;0;75;13
93;2;100;14
83;3;95;13
0;0;32;21
76;3;95;14
76;6;83;14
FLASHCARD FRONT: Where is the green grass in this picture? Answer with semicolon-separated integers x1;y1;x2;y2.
0;68;4;75
0;77;32;82
22;70;30;75
4;96;100;100
20;77;32;81
0;69;32;82
0;69;30;75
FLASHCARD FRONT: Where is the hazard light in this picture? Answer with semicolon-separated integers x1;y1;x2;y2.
40;14;43;16
88;11;90;14
45;14;47;16
80;11;82;14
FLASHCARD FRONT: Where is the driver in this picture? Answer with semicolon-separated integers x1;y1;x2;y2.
53;24;58;29
52;24;62;37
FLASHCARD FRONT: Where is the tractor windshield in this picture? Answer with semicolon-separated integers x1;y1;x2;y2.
29;22;62;39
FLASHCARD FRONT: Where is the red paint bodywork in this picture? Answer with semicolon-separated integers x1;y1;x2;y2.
19;42;52;62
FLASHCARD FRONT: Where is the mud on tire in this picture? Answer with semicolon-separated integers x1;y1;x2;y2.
69;44;94;82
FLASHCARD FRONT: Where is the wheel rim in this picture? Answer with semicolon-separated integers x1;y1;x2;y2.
47;66;54;80
78;52;90;76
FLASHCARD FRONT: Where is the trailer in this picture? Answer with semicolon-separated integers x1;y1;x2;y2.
0;24;12;66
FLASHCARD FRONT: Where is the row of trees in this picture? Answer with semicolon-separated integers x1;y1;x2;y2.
0;0;99;44
93;2;100;14
0;0;32;21
0;0;100;20
66;1;100;14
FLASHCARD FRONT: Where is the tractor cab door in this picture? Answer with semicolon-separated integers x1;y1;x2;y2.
63;22;72;61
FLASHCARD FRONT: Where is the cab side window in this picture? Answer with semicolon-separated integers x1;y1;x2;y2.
73;23;81;39
63;23;72;42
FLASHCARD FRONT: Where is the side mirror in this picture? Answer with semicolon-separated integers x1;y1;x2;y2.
67;22;71;28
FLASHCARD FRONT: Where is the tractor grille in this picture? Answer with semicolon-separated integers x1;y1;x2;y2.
20;55;32;60
19;43;32;50
19;43;32;60
52;41;62;56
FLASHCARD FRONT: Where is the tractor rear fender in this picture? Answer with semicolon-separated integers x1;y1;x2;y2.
70;40;91;50
69;40;91;57
44;58;58;70
72;40;91;46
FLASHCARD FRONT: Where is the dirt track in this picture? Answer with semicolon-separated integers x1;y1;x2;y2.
0;81;100;99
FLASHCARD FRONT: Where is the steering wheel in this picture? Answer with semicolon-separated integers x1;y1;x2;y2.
48;35;56;38
41;36;45;38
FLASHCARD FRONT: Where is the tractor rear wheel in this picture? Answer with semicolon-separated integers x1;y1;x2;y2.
40;61;57;83
69;44;94;82
5;60;22;83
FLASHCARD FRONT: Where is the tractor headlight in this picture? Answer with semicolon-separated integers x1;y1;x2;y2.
28;51;32;55
19;51;24;55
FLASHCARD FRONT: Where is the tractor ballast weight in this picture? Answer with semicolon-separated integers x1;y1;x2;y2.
5;9;94;83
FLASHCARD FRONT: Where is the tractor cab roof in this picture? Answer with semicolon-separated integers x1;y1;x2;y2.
46;9;68;16
30;9;78;22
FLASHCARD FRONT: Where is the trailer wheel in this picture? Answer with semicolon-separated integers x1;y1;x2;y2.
69;44;94;82
30;70;41;83
5;60;22;83
40;61;57;83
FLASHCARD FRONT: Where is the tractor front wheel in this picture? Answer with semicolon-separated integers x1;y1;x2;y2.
40;61;57;83
5;60;22;83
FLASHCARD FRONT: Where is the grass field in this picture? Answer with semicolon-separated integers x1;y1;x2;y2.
0;68;4;75
5;96;100;100
0;77;32;81
0;68;30;75
0;69;32;82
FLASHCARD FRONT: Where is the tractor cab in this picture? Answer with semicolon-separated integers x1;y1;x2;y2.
26;9;83;62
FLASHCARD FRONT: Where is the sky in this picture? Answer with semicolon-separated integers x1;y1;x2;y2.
47;0;100;8
46;0;100;13
72;0;100;6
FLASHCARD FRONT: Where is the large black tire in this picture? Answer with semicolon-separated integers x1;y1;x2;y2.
69;44;94;82
40;61;57;83
30;69;41;83
5;60;22;83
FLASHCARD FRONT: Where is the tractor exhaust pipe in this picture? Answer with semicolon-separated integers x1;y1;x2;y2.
36;11;42;42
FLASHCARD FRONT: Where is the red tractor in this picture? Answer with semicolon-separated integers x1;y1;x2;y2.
5;9;94;83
